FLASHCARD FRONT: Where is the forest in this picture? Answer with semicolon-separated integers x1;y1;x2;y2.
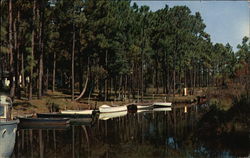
0;0;249;102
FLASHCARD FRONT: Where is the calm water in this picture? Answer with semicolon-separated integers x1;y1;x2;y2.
12;105;250;158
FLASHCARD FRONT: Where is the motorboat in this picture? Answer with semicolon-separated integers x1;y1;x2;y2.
0;95;19;157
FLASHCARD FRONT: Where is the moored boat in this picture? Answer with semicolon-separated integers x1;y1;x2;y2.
0;95;19;158
127;103;153;111
99;105;127;113
37;112;93;119
137;104;154;110
61;110;94;115
153;102;172;107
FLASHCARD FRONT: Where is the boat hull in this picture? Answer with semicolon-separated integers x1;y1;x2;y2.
99;105;127;113
0;120;19;158
61;110;93;115
153;102;172;108
37;113;93;119
137;105;153;110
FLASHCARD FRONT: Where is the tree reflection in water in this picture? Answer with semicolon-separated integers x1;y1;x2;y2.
13;105;249;158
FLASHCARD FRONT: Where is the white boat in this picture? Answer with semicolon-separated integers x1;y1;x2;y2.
126;103;153;111
99;105;127;113
153;107;172;112
61;110;93;115
0;95;19;157
137;104;153;109
99;111;127;120
153;102;172;107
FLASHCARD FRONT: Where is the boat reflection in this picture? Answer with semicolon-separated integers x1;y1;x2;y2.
153;107;172;112
18;117;70;130
0;120;19;157
99;111;127;120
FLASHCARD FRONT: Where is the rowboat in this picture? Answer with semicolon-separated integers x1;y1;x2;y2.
0;95;19;157
18;117;70;129
99;105;127;113
126;103;153;111
99;111;127;120
37;112;93;119
37;113;94;126
61;110;94;115
137;104;154;110
153;102;172;107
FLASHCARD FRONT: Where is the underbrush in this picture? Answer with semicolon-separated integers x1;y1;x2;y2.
195;94;250;156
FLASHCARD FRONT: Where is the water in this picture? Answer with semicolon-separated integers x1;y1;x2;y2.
12;105;250;158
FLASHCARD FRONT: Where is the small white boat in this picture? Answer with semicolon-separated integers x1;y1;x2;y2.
153;102;172;107
153;107;172;112
0;95;19;157
99;105;127;113
61;110;93;115
99;111;127;120
126;103;153;111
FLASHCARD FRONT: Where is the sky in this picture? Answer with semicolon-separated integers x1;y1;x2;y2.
131;1;250;52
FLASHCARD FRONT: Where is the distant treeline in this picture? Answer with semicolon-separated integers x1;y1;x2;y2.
0;0;249;101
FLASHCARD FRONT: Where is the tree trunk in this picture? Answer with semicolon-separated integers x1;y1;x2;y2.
14;11;21;99
104;50;108;101
43;68;48;93
173;69;176;97
207;68;209;87
184;68;187;88
29;0;36;100
71;24;75;101
78;55;83;93
9;0;15;99
52;51;56;92
21;45;25;88
38;1;44;99
75;74;89;101
141;51;144;101
167;68;170;94
193;65;196;94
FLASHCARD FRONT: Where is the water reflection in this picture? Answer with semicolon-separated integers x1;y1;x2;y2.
99;111;127;120
12;105;249;158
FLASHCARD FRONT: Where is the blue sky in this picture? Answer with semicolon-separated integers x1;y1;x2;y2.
132;1;250;52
